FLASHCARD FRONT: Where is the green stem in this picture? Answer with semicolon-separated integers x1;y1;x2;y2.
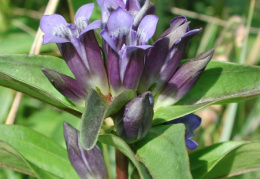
102;143;111;179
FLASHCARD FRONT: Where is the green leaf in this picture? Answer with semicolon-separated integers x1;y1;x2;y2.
27;161;62;179
98;134;151;179
153;103;210;125
177;60;260;105
154;60;260;124
134;124;192;179
190;141;260;178
80;89;108;150
0;54;82;116
105;89;136;118
0;140;35;176
0;125;79;179
0;86;13;123
0;140;62;179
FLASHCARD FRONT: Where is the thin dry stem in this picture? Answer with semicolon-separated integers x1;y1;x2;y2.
171;7;259;34
5;0;60;125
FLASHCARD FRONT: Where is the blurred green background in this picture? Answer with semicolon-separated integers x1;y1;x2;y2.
0;0;260;178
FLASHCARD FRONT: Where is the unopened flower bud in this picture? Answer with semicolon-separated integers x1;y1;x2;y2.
113;91;154;143
63;122;108;179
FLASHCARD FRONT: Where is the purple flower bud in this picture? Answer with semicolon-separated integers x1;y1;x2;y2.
155;49;214;108
113;91;154;143
40;4;109;96
163;114;201;150
42;68;87;105
63;122;108;179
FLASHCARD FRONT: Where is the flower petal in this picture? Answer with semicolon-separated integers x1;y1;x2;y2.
97;0;125;28
42;68;87;105
79;20;101;37
123;45;151;91
163;114;201;150
79;30;110;95
107;7;133;38
42;35;69;44
100;29;118;52
40;14;68;35
155;49;214;108
137;15;158;44
63;122;108;179
152;28;202;94
185;139;198;150
74;3;94;24
159;16;187;39
133;0;156;30
138;22;190;94
126;0;141;15
40;14;72;42
113;91;154;143
108;50;122;96
57;42;93;92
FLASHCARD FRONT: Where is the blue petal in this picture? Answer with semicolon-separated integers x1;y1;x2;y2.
79;20;101;37
40;14;72;42
107;7;133;38
74;3;94;24
137;15;158;44
163;114;201;150
185;138;198;150
100;29;118;52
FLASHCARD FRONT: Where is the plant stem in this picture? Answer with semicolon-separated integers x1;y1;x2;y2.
116;149;128;179
5;0;59;125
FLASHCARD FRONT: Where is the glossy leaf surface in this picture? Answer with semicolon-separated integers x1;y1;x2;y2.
0;125;79;179
154;60;260;123
0;54;82;116
190;141;260;178
134;124;192;179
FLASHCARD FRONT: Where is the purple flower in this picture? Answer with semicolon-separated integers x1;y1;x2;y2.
63;122;108;179
163;114;201;150
100;7;158;96
97;0;156;29
40;3;109;96
113;91;154;143
138;16;203;95
155;49;214;108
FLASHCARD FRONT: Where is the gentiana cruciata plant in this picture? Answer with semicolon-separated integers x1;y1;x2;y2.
40;0;213;178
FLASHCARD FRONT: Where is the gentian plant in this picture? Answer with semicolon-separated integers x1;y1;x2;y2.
0;0;260;179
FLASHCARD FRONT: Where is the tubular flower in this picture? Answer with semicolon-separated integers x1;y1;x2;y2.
40;3;109;97
100;7;158;96
63;122;108;179
138;16;202;95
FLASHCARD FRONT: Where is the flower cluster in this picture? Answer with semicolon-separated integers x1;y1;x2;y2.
40;0;213;178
